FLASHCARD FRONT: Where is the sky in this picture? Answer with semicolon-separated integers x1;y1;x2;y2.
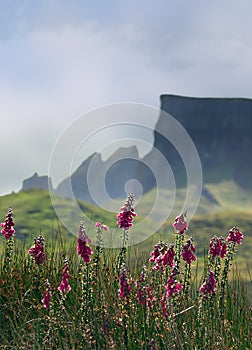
0;0;252;195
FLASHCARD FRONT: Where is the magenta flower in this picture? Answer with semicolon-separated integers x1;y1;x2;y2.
161;295;168;318
1;207;15;239
117;193;137;230
172;211;188;234
102;224;109;231
137;285;156;308
77;222;93;263
42;280;51;309
162;244;176;268
118;264;131;299
199;270;216;298
149;242;175;270
96;222;108;230
165;273;183;298
182;238;196;264
28;235;46;265
149;243;163;263
209;236;227;258
226;226;244;245
58;258;71;293
136;266;156;308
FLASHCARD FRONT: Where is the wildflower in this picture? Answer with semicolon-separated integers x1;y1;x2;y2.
42;280;51;309
199;270;216;298
96;221;109;245
138;285;156;308
1;207;15;239
172;210;188;234
161;295;168;318
226;226;244;245
77;222;93;263
28;235;46;264
117;193;137;230
209;235;227;258
58;257;71;293
136;266;156;308
165;272;183;298
149;242;175;270
149;242;163;263
161;244;175;268
96;221;109;231
182;238;196;264
118;264;131;299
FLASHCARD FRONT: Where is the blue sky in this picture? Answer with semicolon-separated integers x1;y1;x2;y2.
0;0;252;195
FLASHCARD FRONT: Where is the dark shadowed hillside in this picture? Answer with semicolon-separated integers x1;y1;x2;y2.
154;95;252;189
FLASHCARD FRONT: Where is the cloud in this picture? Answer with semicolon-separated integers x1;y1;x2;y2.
0;0;252;194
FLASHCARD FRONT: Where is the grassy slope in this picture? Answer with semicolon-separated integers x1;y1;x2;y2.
0;189;116;245
0;182;251;278
137;180;252;280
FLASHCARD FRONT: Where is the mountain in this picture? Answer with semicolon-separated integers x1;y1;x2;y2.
21;95;252;203
54;146;155;203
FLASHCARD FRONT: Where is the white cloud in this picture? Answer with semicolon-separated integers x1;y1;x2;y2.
0;1;252;194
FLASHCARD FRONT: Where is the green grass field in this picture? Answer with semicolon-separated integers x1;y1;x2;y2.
0;183;251;349
1;181;251;278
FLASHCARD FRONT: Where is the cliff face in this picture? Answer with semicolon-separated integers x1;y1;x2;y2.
153;95;252;188
157;95;252;162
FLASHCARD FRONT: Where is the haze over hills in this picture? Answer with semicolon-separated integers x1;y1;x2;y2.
21;95;252;208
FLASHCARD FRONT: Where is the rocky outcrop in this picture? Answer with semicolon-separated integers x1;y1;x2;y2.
54;146;155;202
22;172;52;192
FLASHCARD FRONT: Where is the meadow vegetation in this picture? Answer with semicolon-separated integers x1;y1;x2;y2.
0;193;251;349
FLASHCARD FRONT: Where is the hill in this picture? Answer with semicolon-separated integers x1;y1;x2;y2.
0;185;251;279
0;189;116;244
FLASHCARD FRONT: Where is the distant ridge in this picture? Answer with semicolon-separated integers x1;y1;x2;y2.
21;95;252;202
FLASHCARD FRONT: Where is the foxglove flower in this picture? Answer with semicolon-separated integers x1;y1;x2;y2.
165;272;183;298
149;242;163;263
209;236;227;258
96;222;109;231
199;270;216;298
1;207;15;239
136;266;156;308
117;193;137;229
42;280;51;309
95;221;108;247
118;264;131;299
162;244;176;268
182;238;196;264
58;257;71;293
77;221;93;263
28;235;46;264
149;242;175;270
161;295;168;318
226;226;244;245
172;210;188;234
